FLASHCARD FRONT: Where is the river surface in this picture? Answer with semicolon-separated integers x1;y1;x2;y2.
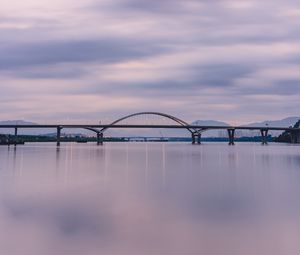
0;142;300;255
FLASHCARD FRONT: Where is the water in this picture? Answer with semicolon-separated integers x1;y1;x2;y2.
0;142;300;255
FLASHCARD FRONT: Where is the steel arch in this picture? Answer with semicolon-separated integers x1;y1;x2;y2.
99;112;194;134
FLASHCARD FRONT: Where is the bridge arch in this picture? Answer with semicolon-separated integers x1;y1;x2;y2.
99;112;195;134
84;127;100;134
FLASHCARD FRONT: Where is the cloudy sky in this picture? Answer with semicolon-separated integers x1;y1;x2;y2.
1;0;300;124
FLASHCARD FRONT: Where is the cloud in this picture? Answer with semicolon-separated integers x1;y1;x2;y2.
0;0;300;123
0;38;166;71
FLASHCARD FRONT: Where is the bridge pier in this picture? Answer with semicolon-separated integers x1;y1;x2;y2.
192;133;201;144
227;129;235;145
14;127;18;146
192;133;196;144
290;130;300;144
260;129;269;145
56;126;62;146
197;133;202;144
97;132;104;145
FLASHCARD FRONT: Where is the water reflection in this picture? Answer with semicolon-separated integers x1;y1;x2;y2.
0;142;300;255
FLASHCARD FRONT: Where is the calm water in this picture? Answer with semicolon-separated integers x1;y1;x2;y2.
0;142;300;255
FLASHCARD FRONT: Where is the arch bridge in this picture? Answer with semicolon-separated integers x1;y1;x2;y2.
73;112;204;145
0;111;299;146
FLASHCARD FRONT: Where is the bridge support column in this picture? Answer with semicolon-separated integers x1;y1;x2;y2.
56;126;62;146
227;129;235;145
290;130;300;144
192;133;196;144
197;133;201;144
260;129;269;145
14;127;18;146
97;133;103;145
191;133;201;145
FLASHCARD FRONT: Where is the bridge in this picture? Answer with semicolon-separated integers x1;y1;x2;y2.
0;112;299;146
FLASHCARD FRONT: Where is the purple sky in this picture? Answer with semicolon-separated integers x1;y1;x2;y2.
1;0;300;124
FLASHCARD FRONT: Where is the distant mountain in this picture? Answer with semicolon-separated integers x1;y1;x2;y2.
240;117;300;137
188;117;300;138
191;120;230;137
0;120;39;135
192;120;229;126
0;120;63;135
0;120;37;125
244;117;300;128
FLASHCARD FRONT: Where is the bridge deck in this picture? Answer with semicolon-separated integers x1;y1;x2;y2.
0;124;298;131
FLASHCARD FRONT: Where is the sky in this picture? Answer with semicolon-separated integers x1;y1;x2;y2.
0;0;300;124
